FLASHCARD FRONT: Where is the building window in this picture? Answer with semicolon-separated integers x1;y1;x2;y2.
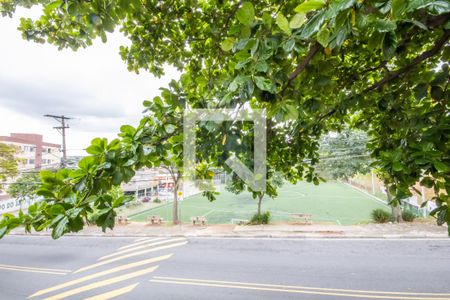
23;146;35;152
28;159;35;164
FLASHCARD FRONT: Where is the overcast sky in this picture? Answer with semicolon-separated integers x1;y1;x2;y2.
0;7;179;156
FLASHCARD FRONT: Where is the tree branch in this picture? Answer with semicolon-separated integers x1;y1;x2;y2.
314;29;450;126
281;42;321;95
363;29;450;94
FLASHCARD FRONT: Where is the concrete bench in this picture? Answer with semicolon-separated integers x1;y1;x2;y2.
191;216;207;226
290;213;312;224
147;215;164;225
116;215;129;225
231;218;249;225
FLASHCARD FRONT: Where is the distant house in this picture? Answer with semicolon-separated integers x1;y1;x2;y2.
0;133;61;170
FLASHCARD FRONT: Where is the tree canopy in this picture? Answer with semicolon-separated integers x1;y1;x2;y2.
0;0;449;237
0;143;20;191
318;129;371;180
7;172;41;201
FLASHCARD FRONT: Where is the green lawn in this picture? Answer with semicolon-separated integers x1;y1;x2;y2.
129;181;388;225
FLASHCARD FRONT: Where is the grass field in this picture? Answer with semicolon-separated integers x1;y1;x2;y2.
129;181;388;225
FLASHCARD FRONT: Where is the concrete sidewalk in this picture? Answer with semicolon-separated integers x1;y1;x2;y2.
10;222;449;239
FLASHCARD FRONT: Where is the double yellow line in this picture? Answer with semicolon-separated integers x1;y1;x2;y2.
150;276;450;300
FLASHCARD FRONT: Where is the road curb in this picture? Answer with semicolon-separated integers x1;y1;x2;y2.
8;232;448;239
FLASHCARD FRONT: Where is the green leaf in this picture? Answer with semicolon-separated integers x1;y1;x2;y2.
373;19;397;32
52;216;68;239
254;76;272;91
164;124;176;134
316;27;330;47
120;125;136;136
392;162;403;171
284;104;299;120
391;0;407;17
236;2;255;26
382;31;397;60
44;1;62;14
36;188;55;198
0;226;7;239
434;161;450;173
368;31;384;51
420;177;434;188
123;158;137;167
220;37;235;52
299;10;326;39
415;1;450;15
437;209;447;226
289;13;307;29
283;39;296;52
85;144;103;155
255;61;269;72
276;13;291;35
295;0;326;13
313;177;320;185
89;13;101;25
78;156;96;171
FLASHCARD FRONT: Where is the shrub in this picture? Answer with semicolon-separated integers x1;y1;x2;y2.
153;198;162;203
402;210;416;222
371;209;392;223
249;211;271;225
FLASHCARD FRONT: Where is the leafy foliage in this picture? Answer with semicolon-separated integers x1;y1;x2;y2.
249;211;271;225
401;209;417;222
0;0;449;236
371;208;392;223
318;129;371;180
0;143;20;190
7;172;41;200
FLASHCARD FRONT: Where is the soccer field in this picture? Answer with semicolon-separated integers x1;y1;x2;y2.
129;181;388;225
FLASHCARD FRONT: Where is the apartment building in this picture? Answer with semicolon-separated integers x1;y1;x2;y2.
0;133;61;170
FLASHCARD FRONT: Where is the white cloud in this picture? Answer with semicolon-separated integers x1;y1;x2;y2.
0;8;180;156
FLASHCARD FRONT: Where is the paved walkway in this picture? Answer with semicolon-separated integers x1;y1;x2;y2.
11;222;449;238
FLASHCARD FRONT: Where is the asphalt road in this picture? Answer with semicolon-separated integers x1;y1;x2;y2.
0;236;449;300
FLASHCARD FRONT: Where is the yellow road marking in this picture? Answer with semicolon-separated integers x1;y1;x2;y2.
118;238;168;250
84;283;139;300
134;237;153;242
0;266;67;276
150;279;450;300
99;238;186;260
0;263;70;273
74;242;187;274
28;254;172;298
153;276;450;297
44;266;158;300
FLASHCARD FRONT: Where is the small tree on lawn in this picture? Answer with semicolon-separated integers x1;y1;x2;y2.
7;172;41;200
0;143;21;191
318;129;371;180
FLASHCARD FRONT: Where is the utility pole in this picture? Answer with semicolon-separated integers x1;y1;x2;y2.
44;114;72;167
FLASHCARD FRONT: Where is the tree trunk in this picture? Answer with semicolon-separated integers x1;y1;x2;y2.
172;183;179;225
386;186;402;223
392;205;402;223
257;194;264;215
171;171;181;225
